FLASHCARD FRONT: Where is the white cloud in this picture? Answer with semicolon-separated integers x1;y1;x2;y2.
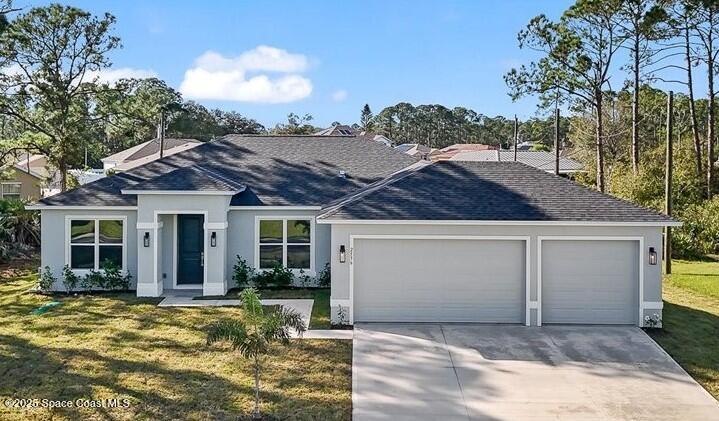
331;89;348;102
84;67;158;84
179;46;313;104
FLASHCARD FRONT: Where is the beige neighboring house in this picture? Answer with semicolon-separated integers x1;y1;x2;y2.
432;143;497;161
102;138;202;172
1;154;49;201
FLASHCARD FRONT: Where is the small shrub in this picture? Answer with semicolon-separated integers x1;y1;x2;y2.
38;266;56;291
254;264;293;288
334;304;349;326
102;260;132;290
82;269;106;290
316;262;331;287
297;269;312;287
232;255;255;287
643;313;661;329
61;265;80;294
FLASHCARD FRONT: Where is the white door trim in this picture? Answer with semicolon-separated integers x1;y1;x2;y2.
536;236;645;327
154;210;209;290
348;235;531;325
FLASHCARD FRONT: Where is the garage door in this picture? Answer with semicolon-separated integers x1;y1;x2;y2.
352;238;526;323
541;240;639;325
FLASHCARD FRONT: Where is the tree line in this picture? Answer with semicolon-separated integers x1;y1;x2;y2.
0;2;265;191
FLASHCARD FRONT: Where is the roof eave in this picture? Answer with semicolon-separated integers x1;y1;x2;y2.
315;218;682;227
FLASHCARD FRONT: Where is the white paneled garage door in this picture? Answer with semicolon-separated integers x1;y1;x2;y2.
541;239;639;325
352;237;526;323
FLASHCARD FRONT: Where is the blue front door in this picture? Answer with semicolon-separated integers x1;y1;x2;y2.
177;214;204;285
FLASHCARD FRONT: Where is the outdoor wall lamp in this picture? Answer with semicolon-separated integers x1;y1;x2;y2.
648;247;657;265
143;232;150;247
210;232;217;247
339;245;346;263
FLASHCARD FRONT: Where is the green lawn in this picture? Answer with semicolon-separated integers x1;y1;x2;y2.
257;288;331;330
0;260;351;420
201;288;332;330
647;258;719;400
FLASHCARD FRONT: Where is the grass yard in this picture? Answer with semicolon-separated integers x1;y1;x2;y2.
202;288;332;330
647;259;719;400
0;260;351;421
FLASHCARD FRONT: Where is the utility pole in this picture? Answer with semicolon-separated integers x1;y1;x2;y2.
554;107;560;176
159;108;166;159
665;91;674;275
513;115;518;162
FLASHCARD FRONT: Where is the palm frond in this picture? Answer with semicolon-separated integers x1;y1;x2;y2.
262;306;307;343
206;319;249;349
240;287;264;322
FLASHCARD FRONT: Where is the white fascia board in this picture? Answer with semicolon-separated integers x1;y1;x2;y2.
26;205;138;211
120;190;239;196
315;219;682;227
229;206;322;210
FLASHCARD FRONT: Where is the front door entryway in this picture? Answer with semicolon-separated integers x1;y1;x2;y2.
177;214;204;285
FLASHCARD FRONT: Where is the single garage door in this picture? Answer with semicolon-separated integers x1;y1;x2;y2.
541;240;639;325
352;238;526;323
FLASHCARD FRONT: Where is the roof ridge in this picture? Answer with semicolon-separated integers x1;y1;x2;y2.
191;164;245;191
318;161;432;219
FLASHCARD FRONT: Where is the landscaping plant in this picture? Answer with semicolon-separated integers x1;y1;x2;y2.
61;265;79;294
206;288;306;419
37;266;56;291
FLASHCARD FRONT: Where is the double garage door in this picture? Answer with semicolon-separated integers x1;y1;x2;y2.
352;237;639;325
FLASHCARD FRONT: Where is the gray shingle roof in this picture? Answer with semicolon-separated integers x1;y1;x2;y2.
40;135;417;207
318;161;676;223
448;150;584;173
123;165;245;193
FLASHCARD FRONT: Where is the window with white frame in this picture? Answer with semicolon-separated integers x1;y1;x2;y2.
0;183;21;200
68;219;124;270
257;218;312;270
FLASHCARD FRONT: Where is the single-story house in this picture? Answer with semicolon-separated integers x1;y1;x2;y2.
102;137;201;172
432;143;498;161
30;134;677;327
446;150;584;174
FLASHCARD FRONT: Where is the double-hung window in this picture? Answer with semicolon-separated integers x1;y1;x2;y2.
257;218;312;271
68;218;125;270
0;182;21;200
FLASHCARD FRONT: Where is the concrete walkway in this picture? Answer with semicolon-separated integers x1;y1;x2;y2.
353;324;719;421
157;291;353;339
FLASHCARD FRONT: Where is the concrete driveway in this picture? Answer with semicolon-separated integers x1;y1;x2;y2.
353;324;719;420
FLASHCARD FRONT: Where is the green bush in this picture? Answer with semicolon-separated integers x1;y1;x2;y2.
673;197;719;259
38;266;56;291
79;260;132;291
61;265;80;294
0;199;39;263
254;264;294;288
232;255;255;287
101;260;132;290
316;263;331;287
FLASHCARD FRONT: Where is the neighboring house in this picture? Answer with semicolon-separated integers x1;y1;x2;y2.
1;166;42;201
31;134;677;329
445;150;584;174
102;138;202;172
315;124;393;147
1;154;51;201
432;143;497;161
394;143;438;160
314;124;357;136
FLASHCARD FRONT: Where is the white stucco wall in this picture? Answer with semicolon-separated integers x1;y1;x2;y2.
39;209;138;291
326;222;664;327
38;205;333;294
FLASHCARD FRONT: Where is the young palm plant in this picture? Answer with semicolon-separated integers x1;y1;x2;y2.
207;288;306;419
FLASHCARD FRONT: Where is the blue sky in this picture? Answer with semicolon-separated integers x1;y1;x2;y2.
17;1;697;128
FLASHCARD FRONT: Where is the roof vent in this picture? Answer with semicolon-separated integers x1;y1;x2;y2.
338;170;347;178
